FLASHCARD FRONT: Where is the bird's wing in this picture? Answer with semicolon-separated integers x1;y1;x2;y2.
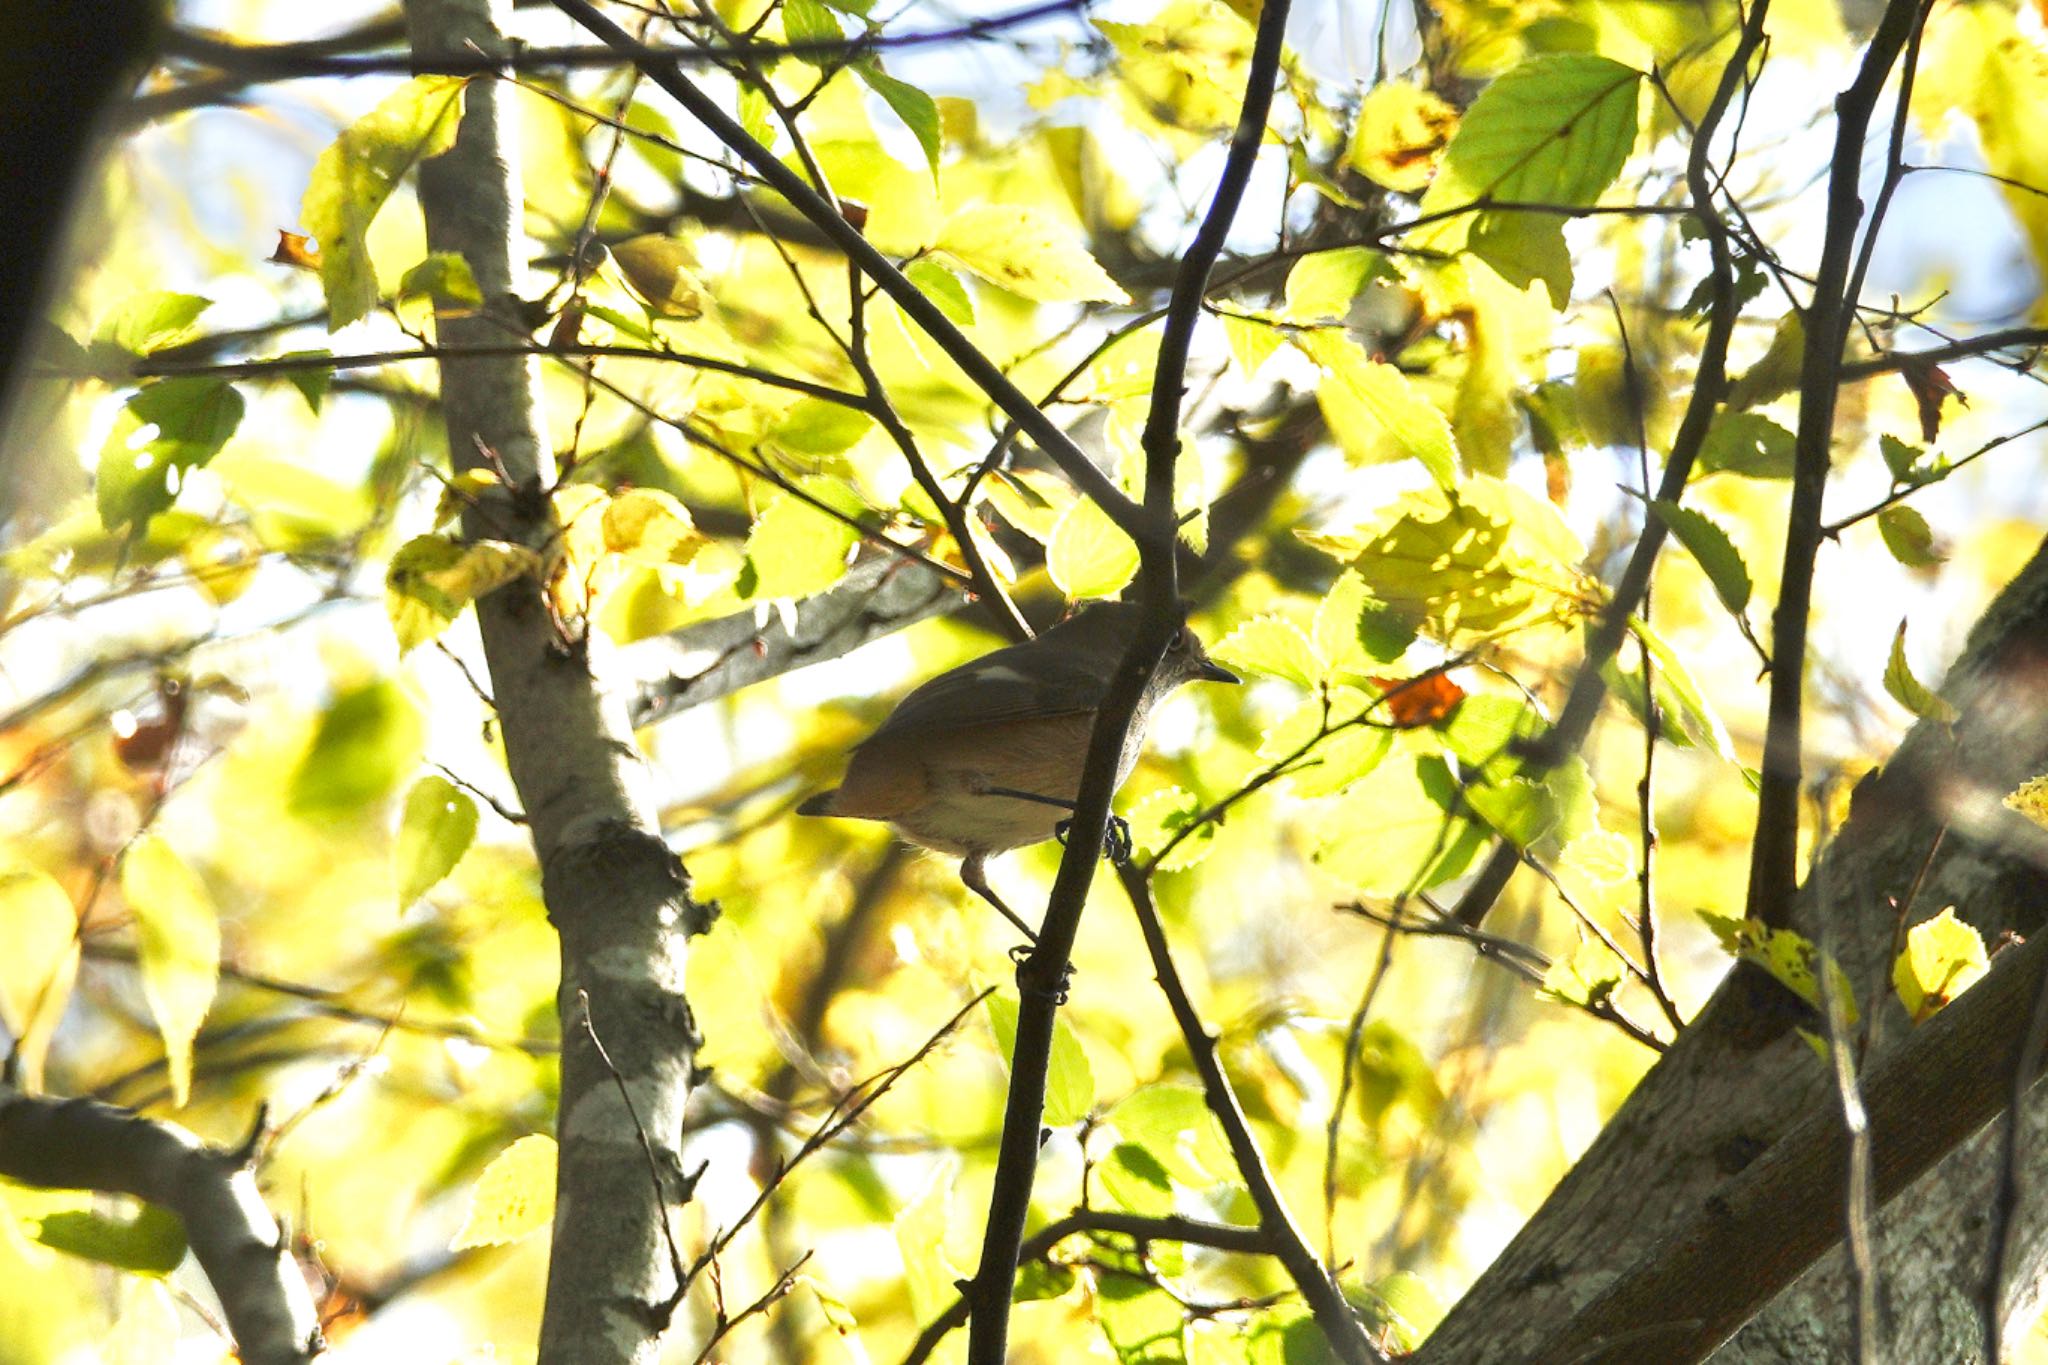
859;640;1107;746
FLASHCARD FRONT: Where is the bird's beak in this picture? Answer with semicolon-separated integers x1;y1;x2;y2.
1195;659;1240;685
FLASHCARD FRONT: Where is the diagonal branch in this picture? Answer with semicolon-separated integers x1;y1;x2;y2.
551;0;1154;545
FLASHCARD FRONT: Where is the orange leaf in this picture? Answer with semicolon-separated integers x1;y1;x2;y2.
1370;672;1465;727
269;230;322;272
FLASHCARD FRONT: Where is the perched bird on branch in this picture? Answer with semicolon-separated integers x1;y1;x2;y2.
798;600;1237;934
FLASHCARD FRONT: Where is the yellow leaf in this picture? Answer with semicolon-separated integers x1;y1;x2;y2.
1045;495;1138;600
1211;614;1324;687
1892;907;1989;1023
119;837;221;1108
601;487;702;567
384;534;543;653
0;863;79;1093
450;1134;557;1249
1350;82;1459;192
607;234;709;319
935;204;1128;304
2005;773;2048;832
301;76;467;331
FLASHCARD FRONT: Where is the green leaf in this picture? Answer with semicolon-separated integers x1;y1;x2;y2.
289;679;426;819
1210;615;1324;687
1319;479;1587;639
119;836;221;1109
1700;911;1855;1025
1892;907;1988;1023
986;995;1095;1126
1098;1275;1186;1365
1699;411;1796;479
28;1202;186;1276
1464;774;1556;848
396;251;482;306
1105;1084;1233;1187
396;776;478;906
1046;495;1139;601
1882;619;1958;725
384;534;543;653
278;350;332;414
96;292;213;357
1312;755;1485;894
1296;331;1459;486
1125;786;1217;871
1538;938;1623;1009
742;479;864;601
1630;615;1735;759
1650;499;1752;616
1877;505;1944;567
781;0;842;46
1727;314;1805;411
1099;1141;1175;1217
1468;212;1571;310
935;204;1128;303
858;62;942;176
1258;691;1393;798
1879;433;1928;484
450;1134;556;1249
1432;54;1641;206
1218;310;1283;379
769;398;874;456
97;379;246;531
905;258;974;326
894;1167;964;1324
301;75;467;330
1282;247;1386;321
607;233;708;319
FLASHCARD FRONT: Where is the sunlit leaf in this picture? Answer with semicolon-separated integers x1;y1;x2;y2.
302;75;467;330
97;379;246;531
1432;54;1641;206
1892;908;1988;1023
742;480;865;601
858;61;942;175
1699;411;1796;478
1296;331;1458;486
396;776;478;906
289;679;426;819
28;1202;186;1277
450;1134;556;1249
95;292;212;357
1883;619;1958;725
0;862;79;1093
1877;505;1944;568
1125;786;1217;871
905;258;974;325
1349;81;1458;192
1282;247;1387;321
1651;499;1752;617
601;488;703;566
1210;615;1323;688
119;836;221;1108
987;994;1094;1126
385;534;542;653
396;251;482;306
1046;495;1139;601
1539;939;1624;1010
935;204;1128;303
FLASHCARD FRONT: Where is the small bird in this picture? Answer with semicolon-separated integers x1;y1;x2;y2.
797;601;1238;934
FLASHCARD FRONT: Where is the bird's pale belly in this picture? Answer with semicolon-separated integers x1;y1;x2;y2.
839;712;1143;857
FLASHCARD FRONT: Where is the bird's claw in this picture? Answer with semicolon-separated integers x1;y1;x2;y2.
1053;815;1133;864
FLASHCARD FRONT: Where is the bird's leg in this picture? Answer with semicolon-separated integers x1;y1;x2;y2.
980;784;1131;867
960;852;1037;945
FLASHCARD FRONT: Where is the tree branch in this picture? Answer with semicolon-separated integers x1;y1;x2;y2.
0;1089;322;1365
